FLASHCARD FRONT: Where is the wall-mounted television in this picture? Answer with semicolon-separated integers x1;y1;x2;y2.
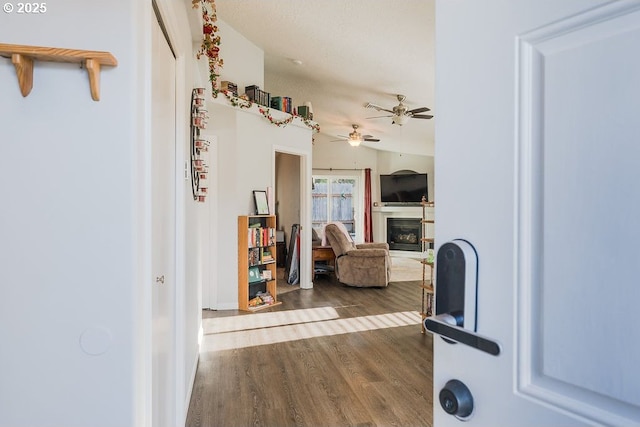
380;173;428;204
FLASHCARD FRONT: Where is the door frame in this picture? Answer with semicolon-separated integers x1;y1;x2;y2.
273;145;313;289
139;1;189;426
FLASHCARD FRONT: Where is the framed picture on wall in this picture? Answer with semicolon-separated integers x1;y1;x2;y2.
253;190;269;215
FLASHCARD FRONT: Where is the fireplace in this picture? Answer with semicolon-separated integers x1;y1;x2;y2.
387;218;422;252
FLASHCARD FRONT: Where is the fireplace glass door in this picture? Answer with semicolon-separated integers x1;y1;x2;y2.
387;217;422;251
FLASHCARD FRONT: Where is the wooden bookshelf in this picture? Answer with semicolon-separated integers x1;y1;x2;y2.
238;215;281;312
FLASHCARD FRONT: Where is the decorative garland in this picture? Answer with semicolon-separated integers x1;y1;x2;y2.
258;107;295;128
193;0;320;133
222;90;252;109
220;90;321;133
193;0;223;98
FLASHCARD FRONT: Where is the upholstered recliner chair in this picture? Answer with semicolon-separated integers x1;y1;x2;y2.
323;223;391;287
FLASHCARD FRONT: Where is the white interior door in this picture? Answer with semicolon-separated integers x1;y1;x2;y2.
432;1;640;425
151;13;176;427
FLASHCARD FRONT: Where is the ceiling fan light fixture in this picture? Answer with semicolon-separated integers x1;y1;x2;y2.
347;124;363;146
348;133;363;146
392;114;409;125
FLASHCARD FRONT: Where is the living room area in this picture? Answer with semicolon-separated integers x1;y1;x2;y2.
199;0;436;306
6;0;636;425
274;141;435;286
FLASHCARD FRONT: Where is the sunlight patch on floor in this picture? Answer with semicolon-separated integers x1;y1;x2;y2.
203;306;341;334
201;309;422;352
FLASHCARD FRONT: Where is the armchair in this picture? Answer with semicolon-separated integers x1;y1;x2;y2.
324;223;391;287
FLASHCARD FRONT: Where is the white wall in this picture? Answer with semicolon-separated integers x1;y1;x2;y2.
312;141;378;199
217;19;264;93
208;101;313;308
0;2;142;426
0;1;203;425
206;103;238;310
191;0;314;305
313;141;378;170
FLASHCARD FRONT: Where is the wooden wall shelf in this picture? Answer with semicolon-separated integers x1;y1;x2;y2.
0;43;117;101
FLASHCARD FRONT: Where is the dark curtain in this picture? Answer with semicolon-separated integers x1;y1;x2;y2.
364;168;373;242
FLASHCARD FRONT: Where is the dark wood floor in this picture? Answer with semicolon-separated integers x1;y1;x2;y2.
186;274;433;427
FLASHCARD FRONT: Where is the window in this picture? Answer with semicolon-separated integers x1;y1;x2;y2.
312;175;361;241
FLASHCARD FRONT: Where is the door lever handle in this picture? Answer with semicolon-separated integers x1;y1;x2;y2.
424;315;501;356
427;240;500;356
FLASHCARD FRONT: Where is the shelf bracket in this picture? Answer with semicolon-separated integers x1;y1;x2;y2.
0;43;117;101
11;53;34;97
85;58;101;101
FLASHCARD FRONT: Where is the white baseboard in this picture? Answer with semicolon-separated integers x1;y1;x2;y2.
216;302;238;310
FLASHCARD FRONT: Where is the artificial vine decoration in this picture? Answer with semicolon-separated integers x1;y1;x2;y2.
221;90;252;109
219;90;320;132
193;0;223;98
300;116;321;133
258;107;295;127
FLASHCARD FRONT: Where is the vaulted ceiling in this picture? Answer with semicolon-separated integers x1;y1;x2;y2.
205;0;435;155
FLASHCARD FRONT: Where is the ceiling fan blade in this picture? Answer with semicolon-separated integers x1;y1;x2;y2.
366;115;393;119
329;139;346;142
364;103;395;114
363;138;380;142
411;114;434;119
408;106;431;114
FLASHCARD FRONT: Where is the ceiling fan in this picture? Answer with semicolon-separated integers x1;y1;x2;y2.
365;94;433;125
331;124;380;146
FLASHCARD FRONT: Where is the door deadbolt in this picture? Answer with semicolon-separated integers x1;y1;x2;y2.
439;379;474;420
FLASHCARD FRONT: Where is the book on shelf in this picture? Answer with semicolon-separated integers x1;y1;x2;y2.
245;85;259;103
283;96;292;113
269;96;293;113
220;80;237;96
259;89;270;107
248;266;262;283
247;226;276;248
261;248;273;262
247;291;274;309
297;105;309;118
256;291;274;305
249;248;260;265
271;96;283;111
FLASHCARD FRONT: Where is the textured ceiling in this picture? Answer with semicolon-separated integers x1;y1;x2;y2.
212;0;435;155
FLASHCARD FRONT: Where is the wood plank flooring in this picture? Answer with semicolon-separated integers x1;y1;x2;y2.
186;275;433;427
